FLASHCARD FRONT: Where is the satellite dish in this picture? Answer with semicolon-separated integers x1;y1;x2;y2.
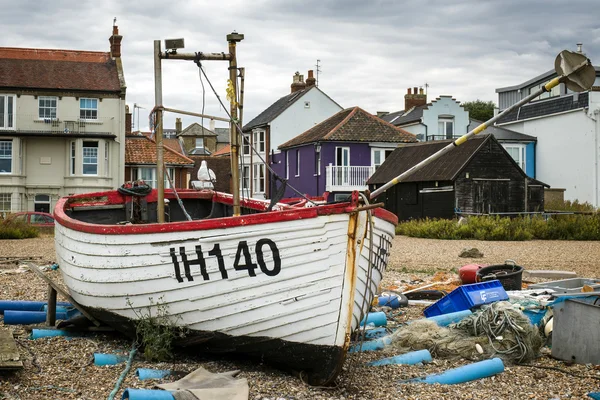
555;50;595;92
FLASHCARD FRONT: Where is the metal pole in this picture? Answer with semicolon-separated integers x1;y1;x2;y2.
161;107;229;122
154;40;165;222
227;33;244;216
370;77;563;200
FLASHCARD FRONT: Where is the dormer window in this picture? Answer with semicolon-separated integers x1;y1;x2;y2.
195;138;204;149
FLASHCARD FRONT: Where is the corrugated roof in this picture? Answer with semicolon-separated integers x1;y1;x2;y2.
0;47;121;92
469;120;536;141
125;136;194;166
368;135;491;184
496;92;588;124
279;107;417;149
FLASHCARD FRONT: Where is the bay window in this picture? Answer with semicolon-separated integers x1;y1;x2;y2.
0;95;15;129
0;139;12;173
82;141;98;175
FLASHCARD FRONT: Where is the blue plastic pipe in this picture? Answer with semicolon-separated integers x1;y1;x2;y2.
360;311;387;327
94;353;128;366
3;310;68;325
121;389;174;400
368;349;433;366
42;305;70;314
0;300;72;314
378;294;406;309
426;310;473;327
31;329;78;339
364;327;388;339
348;336;392;353
136;368;171;380
407;358;505;385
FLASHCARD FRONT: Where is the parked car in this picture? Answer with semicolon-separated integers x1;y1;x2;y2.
3;212;55;227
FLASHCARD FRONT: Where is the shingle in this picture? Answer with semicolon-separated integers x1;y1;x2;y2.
379;105;425;126
125;136;194;165
0;48;121;92
497;92;589;124
279;107;417;149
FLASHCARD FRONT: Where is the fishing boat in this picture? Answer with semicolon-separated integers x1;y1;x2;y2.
54;187;396;385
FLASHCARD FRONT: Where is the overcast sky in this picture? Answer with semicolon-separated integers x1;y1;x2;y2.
4;0;599;131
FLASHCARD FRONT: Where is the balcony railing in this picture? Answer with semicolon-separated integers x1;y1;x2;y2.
0;114;113;135
426;135;462;141
325;165;375;192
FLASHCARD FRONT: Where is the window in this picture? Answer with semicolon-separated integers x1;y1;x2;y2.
0;139;12;173
504;145;526;170
242;165;250;192
438;117;454;139
80;98;98;120
529;82;560;100
105;142;109;169
39;96;57;119
0;193;11;213
253;164;265;193
315;148;321;176
295;149;300;176
70;142;76;175
286;151;289;179
0;94;15;129
195;138;204;149
253;130;265;153
34;194;50;213
135;167;174;189
371;148;393;170
82;141;98;175
243;134;250;155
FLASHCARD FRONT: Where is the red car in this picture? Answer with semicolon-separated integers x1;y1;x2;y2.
4;211;55;227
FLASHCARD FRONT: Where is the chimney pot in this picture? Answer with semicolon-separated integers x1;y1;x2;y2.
175;118;182;134
407;88;411;94
306;69;316;88
209;119;215;132
291;71;307;93
404;84;428;111
419;87;424;95
413;87;418;94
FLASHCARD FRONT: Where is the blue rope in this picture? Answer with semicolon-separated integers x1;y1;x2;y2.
107;342;138;400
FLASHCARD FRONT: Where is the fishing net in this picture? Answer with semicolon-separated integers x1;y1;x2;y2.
389;301;543;364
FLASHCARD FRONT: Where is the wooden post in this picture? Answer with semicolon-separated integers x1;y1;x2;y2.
46;286;57;326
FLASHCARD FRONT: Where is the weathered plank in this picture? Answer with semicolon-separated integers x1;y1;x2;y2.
0;328;23;370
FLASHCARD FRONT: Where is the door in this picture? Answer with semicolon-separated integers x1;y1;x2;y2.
473;180;509;214
335;147;350;185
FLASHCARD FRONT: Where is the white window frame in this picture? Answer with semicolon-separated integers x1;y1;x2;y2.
286;151;289;179
243;134;250;155
0;94;16;130
135;167;174;189
241;165;250;193
195;137;204;149
295;149;300;177
38;96;57;120
79;98;98;120
503;144;526;171
34;194;51;213
104;142;109;175
438;117;454;139
253;164;265;194
0;139;12;174
315;149;321;176
253;130;265;153
70;141;76;175
82;141;99;175
0;193;11;213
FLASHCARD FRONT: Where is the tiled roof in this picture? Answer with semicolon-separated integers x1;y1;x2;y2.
212;144;231;157
469;120;536;142
125;136;194;166
368;135;491;184
279;107;417;149
243;88;311;132
214;127;230;143
379;105;425;126
138;132;186;154
0;47;121;92
496;92;589;124
177;123;218;137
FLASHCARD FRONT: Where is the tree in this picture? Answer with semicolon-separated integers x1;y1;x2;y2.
462;100;496;121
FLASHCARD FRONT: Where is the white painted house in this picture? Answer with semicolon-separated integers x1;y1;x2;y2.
241;71;342;199
0;27;127;214
496;61;600;206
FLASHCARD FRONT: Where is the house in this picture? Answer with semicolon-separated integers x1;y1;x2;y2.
367;134;547;221
242;70;342;199
214;127;230;152
468;120;537;177
379;88;469;141
177;120;218;155
495;47;600;206
277;106;417;201
0;26;127;214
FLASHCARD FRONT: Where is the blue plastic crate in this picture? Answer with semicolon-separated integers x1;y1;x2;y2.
423;280;508;317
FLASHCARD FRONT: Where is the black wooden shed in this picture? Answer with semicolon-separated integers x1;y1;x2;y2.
367;134;548;221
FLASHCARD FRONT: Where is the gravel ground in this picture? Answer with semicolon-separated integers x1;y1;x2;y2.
0;235;599;399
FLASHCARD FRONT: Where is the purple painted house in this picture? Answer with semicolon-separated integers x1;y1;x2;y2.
275;107;417;201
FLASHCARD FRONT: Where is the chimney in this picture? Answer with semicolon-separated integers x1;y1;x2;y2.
125;105;132;135
577;43;583;53
405;86;427;110
291;71;306;93
306;70;316;88
209;119;215;132
175;118;182;134
109;25;123;58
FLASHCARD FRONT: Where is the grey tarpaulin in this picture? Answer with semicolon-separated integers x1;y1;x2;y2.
157;367;248;400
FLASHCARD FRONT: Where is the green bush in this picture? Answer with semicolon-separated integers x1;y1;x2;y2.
396;214;600;241
0;220;39;239
545;199;596;212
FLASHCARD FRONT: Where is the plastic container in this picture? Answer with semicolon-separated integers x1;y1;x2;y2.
423;280;508;317
121;389;174;399
528;278;600;294
368;349;432;366
459;264;485;284
359;311;387;327
0;300;72;314
348;336;392;353
31;329;79;339
426;310;472;326
476;261;523;291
